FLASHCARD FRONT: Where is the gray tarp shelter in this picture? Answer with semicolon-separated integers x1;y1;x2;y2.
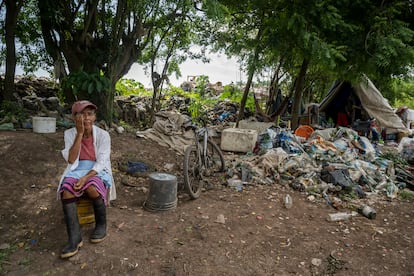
319;76;407;133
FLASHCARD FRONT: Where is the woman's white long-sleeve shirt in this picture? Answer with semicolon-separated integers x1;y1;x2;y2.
57;125;116;201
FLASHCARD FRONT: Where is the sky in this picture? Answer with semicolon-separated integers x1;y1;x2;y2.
125;53;245;87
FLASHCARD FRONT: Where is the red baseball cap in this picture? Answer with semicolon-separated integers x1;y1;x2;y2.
71;100;97;115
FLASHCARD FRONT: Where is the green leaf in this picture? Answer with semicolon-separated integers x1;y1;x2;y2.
88;83;94;95
96;81;103;93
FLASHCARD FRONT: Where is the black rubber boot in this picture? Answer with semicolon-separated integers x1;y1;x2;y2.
61;202;83;259
90;197;106;243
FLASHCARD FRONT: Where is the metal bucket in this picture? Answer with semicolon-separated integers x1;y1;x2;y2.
144;173;177;212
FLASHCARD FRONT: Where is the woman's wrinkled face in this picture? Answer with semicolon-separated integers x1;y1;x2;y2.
75;107;96;130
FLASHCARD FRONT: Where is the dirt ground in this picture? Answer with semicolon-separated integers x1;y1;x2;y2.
0;129;413;276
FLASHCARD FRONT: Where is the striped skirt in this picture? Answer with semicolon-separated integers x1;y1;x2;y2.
60;176;108;205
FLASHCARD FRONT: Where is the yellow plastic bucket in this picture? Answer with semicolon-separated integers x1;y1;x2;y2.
77;198;95;225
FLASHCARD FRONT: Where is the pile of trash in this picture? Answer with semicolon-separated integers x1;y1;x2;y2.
226;126;414;201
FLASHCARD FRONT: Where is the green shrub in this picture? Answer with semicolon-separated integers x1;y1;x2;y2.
219;84;255;112
0;101;27;121
115;79;150;97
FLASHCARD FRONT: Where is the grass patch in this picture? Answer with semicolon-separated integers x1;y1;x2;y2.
118;120;136;133
18;257;31;266
399;189;414;200
0;244;17;274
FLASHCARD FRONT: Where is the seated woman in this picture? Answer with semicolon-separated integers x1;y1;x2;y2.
57;100;115;259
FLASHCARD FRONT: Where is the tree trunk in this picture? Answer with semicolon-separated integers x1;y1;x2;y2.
150;81;160;126
3;0;22;102
265;71;278;115
236;72;254;127
103;80;115;124
265;60;284;115
150;67;163;126
235;27;263;127
291;58;309;130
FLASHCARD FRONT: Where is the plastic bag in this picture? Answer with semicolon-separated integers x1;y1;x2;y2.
398;137;414;164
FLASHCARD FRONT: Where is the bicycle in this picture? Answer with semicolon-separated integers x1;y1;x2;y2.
183;120;226;199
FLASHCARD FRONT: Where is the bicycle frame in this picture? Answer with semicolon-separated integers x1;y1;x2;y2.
183;121;225;199
195;127;208;169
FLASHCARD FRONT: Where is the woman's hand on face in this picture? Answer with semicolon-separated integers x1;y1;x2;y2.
75;113;84;135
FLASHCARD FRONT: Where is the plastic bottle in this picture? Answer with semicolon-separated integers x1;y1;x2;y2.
327;211;358;222
284;194;293;209
386;161;395;178
358;205;377;219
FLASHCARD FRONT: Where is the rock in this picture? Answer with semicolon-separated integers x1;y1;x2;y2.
0;243;10;250
311;258;322;266
116;126;125;134
215;214;226;224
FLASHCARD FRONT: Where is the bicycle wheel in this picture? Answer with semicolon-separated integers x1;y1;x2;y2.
205;138;225;173
183;145;203;199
